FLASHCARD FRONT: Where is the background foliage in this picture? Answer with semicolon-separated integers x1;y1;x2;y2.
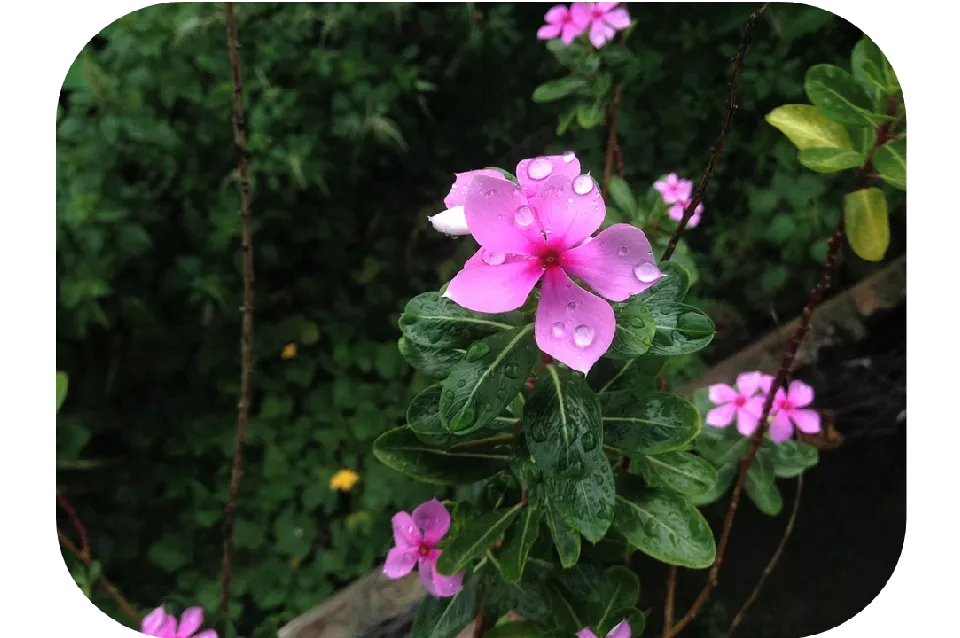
56;3;903;635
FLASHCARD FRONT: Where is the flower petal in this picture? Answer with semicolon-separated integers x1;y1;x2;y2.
706;403;736;427
561;22;585;44
444;169;505;209
392;511;421;548
606;619;632;638
545;5;569;23
668;204;684;222
464;175;545;254
444;257;543;313
535;268;614;374
384;546;417;579
537;24;562;40
786;380;815;407
597;1;620;10
412;499;451;545
176;607;204;638
707;384;739;404
792;409;821;433
142;607;173;637
418;555;464;597
516;154;582;199
193;632;218;638
577;629;600;638
535;173;605;251
570;2;592;27
561;224;661;301
428;206;471;236
769;412;794;443
589;20;608;48
736;371;767;397
603;8;631;30
735;407;760;436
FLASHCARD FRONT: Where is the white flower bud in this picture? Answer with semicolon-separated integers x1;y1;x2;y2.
428;206;471;236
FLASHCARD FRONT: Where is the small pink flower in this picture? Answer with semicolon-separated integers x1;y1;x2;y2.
141;606;217;638
442;153;662;374
668;198;704;228
653;173;693;205
707;371;770;436
579;619;631;638
767;379;821;443
537;5;587;45
384;499;463;597
571;2;632;49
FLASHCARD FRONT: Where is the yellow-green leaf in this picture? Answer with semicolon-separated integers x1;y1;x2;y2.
844;188;890;262
797;147;866;174
765;104;852;151
872;138;906;190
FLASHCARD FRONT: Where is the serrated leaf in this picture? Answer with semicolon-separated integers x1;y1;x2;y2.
373;426;508;485
498;504;543;582
637;262;691;303
645;300;715;355
56;371;68;412
411;571;480;638
797;147;866;173
544;458;615;542
844;187;890;261
602;390;701;455
745;472;783;516
771;440;819;478
765;104;853;150
872;138;906;190
532;77;588;103
804;64;887;126
398;337;463;379
436;505;522;575
398;292;518;349
638;451;718;496
544;506;581;567
607;298;655;359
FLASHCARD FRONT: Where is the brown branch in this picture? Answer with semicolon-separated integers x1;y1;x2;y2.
56;492;90;560
724;474;804;638
664;565;678;633
602;83;624;197
661;2;770;262
58;529;142;626
220;1;256;615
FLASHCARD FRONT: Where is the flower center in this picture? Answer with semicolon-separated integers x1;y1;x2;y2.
780;400;794;411
418;543;431;557
591;8;605;19
538;249;563;270
734;396;746;408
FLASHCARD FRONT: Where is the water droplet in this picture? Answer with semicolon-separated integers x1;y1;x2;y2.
529;421;549;443
582;237;594;246
617;246;628;256
567;301;576;311
573;174;594;195
551;322;566;338
527;157;553;181
497;213;504;221
464;341;490;361
514;205;535;227
562;151;576;164
581;430;598;452
504;363;521;379
567;197;574;204
457;378;467;388
574;324;595;347
629;316;647;329
634;262;662;283
452;407;476;431
484;189;496;197
482;250;505;266
496;388;507;399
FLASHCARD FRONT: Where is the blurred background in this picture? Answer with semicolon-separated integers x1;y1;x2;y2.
56;3;905;637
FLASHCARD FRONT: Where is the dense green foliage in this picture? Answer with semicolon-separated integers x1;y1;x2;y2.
56;3;902;635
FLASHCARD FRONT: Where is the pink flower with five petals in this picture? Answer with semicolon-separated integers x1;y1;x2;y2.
579;619;632;638
383;499;464;597
766;379;821;443
571;2;632;49
668;197;704;228
141;606;217;638
537;5;587;45
706;371;770;436
441;153;662;374
653;173;693;205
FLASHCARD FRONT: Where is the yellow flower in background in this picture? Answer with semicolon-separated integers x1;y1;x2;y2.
330;469;360;492
281;343;297;359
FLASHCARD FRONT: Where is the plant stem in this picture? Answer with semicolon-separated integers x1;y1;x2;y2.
602;83;624;197
58;529;142;626
664;565;678;633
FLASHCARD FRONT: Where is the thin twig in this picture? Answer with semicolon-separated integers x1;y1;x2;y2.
661;2;770;262
602;83;624;197
220;1;256;615
664;565;678;633
58;529;142;626
724;474;804;638
56;492;90;560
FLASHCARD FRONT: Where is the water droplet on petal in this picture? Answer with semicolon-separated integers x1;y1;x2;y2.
573;324;595;347
582;237;594;246
634;262;662;283
573;174;594;195
514;205;535;227
617;246;628;256
567;301;576;311
482;250;505;266
527;157;553;180
562;151;576;164
484;189;496;197
552;322;566;338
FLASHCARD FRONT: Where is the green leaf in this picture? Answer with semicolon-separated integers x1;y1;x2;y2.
797;147;866;173
544;506;581;567
638;451;718;496
872;138;906;190
689;462;737;506
576;100;606;129
745;472;783;516
440;325;538;434
851;36;899;95
525;366;603;479
407;384;513;448
645;300;715;355
613;478;716;568
606;177;636;215
484;622;543;638
557;107;577;136
373;426;508;485
544;458;615;542
411;571;480;638
398;292;518;349
695;425;751;466
804;64;887;126
56;371;69;412
771;440;819;478
482;560;553;622
602;390;701;455
607;298;655;359
637;262;691;303
591;355;666;395
595;567;640;631
844;188;890;261
436;505;523;575
765;104;853;150
498;504;544;582
748;447;775;486
847;125;875;155
532;77;588;103
600;608;645;637
398;337;463;379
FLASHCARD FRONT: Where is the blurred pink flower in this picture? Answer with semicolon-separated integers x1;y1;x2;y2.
653;173;693;205
579;619;632;638
537;5;587;44
707;371;770;436
767;379;821;443
141;606;216;638
668;197;704;228
383;499;463;597
571;2;632;48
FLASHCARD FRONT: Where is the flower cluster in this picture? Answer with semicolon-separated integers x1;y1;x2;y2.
579;619;631;637
653;173;705;228
383;499;464;597
706;372;821;443
429;153;662;373
537;3;631;49
141;606;217;638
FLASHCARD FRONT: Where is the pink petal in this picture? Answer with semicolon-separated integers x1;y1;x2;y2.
516;154;582;200
786;380;815;407
561;224;660;301
707;383;739;404
603;8;631;30
677;179;695;200
537;24;562;40
607;619;632;638
412;499;450;545
686;209;702;228
736;371;767;397
589;20;608;48
706;403;736;427
464;175;545;254
759;375;776;395
384;546;417;578
418;555;464;597
792;409;821;433
561;22;587;44
743;396;766;418
578;629;600;638
193;632;218;638
535;268;614;374
392;511;421;549
535;173;605;251
597;2;620;10
444;169;505;209
735;407;760;436
570;2;592;27
176;608;204;638
443;256;543;313
142;607;174;638
668;203;684;222
545;5;569;23
769;412;794;442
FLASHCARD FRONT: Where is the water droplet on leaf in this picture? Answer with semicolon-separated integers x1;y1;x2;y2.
581;430;598;451
464;341;490;361
456;378;467;388
504;363;521;379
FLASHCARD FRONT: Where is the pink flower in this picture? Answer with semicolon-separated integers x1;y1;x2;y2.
537;5;587;45
653;173;693;205
571;2;632;49
141;606;217;638
706;371;770;436
767;379;821;443
383;499;464;597
442;153;662;374
579;620;631;638
668;199;704;228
